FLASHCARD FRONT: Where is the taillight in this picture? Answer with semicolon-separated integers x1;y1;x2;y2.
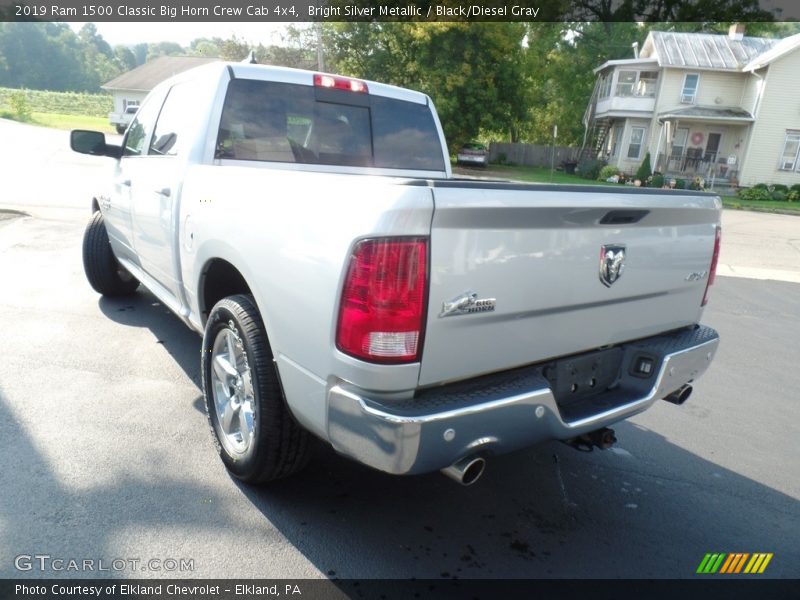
314;73;368;93
702;226;722;306
336;238;428;363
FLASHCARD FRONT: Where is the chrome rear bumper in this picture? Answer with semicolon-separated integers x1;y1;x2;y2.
327;325;719;475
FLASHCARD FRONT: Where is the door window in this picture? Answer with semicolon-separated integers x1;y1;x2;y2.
149;82;202;157
123;95;164;157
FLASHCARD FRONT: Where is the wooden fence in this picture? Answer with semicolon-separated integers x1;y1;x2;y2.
489;142;580;168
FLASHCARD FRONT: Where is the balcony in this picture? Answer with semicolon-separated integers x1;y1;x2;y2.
595;94;656;116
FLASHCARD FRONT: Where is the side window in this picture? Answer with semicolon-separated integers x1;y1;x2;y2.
681;74;699;104
123;96;163;157
779;131;800;171
627;127;646;159
149;82;200;157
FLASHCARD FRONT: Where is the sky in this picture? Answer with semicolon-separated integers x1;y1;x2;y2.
68;22;300;48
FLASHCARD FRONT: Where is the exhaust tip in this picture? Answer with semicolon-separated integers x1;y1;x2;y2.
663;384;693;405
441;456;486;486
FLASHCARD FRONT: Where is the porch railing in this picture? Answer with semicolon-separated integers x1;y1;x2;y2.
657;150;734;179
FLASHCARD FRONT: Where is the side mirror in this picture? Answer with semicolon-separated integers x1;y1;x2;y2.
70;130;121;158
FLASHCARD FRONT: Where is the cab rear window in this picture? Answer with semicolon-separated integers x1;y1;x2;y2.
216;79;445;171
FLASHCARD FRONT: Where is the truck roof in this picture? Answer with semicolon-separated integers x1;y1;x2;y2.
165;60;430;106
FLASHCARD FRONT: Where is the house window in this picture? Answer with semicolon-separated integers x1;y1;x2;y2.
610;124;624;157
636;71;659;97
779;131;800;171
614;71;659;97
627;127;646;159
615;71;636;96
681;74;699;104
599;75;612;98
123;99;140;110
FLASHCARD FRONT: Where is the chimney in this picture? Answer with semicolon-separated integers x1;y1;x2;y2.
729;23;745;41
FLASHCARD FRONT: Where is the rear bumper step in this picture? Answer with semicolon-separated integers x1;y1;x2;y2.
326;325;719;475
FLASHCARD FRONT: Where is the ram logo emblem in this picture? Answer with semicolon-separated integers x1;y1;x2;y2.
600;244;626;287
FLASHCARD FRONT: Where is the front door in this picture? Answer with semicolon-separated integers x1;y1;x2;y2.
129;81;197;300
108;89;168;265
705;133;722;164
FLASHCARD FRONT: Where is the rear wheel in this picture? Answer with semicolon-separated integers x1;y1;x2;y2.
202;294;311;483
82;211;139;296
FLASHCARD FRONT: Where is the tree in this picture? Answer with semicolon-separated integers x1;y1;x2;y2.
326;22;530;151
567;0;775;21
146;41;185;62
114;46;138;72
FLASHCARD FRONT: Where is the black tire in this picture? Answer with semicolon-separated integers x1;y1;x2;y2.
82;211;139;296
202;294;311;483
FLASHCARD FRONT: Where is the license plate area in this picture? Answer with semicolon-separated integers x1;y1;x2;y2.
544;347;624;407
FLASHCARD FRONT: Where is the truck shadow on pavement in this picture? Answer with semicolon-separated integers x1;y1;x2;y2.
44;290;795;581
236;425;798;579
98;292;203;388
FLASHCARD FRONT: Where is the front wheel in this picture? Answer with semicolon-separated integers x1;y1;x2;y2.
82;211;139;296
201;294;311;483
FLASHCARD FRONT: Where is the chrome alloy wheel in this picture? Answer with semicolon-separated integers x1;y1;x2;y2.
210;326;256;456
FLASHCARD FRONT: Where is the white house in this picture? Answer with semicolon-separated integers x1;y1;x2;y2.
102;56;218;116
583;25;800;188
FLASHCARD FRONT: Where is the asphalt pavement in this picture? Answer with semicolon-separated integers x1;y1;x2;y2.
1;118;798;581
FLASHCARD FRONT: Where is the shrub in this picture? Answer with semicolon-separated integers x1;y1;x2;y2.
771;190;787;201
674;178;687;190
650;174;665;188
8;90;32;122
635;153;652;182
576;158;605;180
753;183;769;190
598;165;618;181
771;184;789;193
738;187;771;201
790;183;800;195
788;190;799;202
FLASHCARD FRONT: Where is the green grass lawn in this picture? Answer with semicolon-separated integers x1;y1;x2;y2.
31;112;115;134
720;197;800;215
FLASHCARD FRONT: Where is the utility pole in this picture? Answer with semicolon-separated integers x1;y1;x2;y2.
316;21;325;71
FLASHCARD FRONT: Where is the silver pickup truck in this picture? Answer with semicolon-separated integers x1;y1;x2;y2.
71;62;721;486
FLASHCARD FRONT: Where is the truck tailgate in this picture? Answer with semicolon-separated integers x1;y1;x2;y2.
419;182;720;387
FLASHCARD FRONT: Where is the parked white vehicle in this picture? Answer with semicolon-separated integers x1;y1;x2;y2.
108;105;138;134
71;62;721;486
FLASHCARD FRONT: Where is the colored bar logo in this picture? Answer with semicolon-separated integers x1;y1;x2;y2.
696;553;773;574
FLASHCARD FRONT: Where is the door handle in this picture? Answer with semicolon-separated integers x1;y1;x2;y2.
155;188;171;197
